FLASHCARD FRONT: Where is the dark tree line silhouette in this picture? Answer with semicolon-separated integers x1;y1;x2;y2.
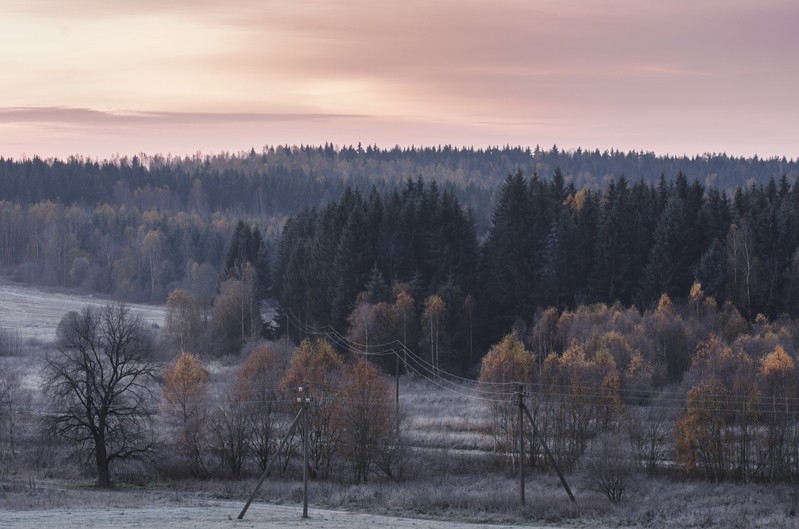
273;170;799;377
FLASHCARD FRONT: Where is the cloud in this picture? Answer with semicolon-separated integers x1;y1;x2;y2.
0;107;369;126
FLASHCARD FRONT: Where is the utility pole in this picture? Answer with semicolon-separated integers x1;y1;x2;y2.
520;400;576;504
395;352;400;436
239;406;304;519
298;384;312;519
518;384;525;507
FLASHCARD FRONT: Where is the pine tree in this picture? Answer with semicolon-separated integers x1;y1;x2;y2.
480;171;535;340
330;206;373;330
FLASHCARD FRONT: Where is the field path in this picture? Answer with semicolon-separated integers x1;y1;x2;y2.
0;280;166;342
0;501;563;529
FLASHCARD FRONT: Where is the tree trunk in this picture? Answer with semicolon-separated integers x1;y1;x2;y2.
95;432;111;488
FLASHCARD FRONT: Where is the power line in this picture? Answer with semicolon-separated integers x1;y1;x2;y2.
280;310;799;415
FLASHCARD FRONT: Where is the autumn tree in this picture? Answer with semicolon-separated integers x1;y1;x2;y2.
675;379;729;481
760;344;796;480
0;366;27;458
236;344;284;471
531;307;560;373
45;304;157;487
164;289;203;355
346;293;379;359
675;336;760;481
335;360;394;483
540;340;623;468
162;351;210;475
727;223;757;319
141;228;163;300
280;339;344;478
478;333;535;467
423;294;445;375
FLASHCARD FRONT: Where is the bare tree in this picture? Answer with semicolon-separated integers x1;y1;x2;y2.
210;392;250;477
45;304;158;488
235;344;284;472
582;433;634;504
0;366;25;457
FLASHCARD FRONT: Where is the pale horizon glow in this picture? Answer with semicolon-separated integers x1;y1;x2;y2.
1;0;798;160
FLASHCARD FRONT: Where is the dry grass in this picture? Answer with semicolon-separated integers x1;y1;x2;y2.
400;377;494;452
9;473;797;529
5;348;799;527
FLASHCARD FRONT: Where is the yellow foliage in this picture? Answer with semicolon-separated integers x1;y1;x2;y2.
572;188;589;211
335;360;390;437
761;344;795;379
625;352;648;378
676;379;728;477
281;338;344;392
423;294;445;319
162;352;209;422
478;333;535;384
561;339;588;366
703;297;718;311
692;335;730;362
674;413;697;474
236;344;282;401
594;347;617;372
656;293;673;314
690;281;704;302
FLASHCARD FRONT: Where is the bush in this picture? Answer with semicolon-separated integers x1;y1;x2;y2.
581;433;634;504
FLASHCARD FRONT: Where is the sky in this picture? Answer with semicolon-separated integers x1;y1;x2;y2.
1;0;797;160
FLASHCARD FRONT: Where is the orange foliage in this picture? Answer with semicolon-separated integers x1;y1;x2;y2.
335;360;392;483
478;333;535;384
162;351;209;423
675;379;728;479
281;338;343;392
761;345;795;380
279;338;344;478
236;344;282;401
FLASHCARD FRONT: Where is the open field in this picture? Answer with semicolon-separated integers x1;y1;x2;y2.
2;282;799;528
0;280;166;343
0;501;559;529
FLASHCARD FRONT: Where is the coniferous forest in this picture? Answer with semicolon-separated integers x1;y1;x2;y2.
6;145;799;496
2;146;799;356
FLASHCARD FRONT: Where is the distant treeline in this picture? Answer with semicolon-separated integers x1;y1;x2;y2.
1;145;797;234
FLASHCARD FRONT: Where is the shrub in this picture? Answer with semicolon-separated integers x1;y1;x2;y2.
581;433;634;504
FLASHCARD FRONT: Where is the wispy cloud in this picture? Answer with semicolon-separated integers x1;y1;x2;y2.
0;107;369;126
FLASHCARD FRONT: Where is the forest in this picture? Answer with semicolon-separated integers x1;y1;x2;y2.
4;146;799;519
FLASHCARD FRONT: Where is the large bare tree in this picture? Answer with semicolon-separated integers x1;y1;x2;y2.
45;303;157;487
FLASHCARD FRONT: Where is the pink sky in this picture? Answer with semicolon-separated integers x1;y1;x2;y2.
1;0;797;160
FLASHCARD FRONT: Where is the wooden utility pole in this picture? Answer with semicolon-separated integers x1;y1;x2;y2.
520;401;576;504
518;384;525;506
299;384;312;519
239;407;303;519
238;384;314;521
395;352;400;435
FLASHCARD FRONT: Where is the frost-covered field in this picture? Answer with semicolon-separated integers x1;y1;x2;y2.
0;501;552;529
0;280;166;343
